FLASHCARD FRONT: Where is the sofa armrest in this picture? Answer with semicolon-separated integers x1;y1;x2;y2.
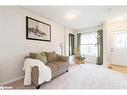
57;55;68;62
31;66;39;86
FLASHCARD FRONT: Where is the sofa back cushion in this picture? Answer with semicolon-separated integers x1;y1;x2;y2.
45;52;58;62
29;53;37;59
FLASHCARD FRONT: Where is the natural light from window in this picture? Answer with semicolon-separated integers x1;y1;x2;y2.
80;32;97;56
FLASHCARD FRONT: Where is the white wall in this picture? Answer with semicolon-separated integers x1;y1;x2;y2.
103;20;127;67
102;7;127;67
75;25;103;63
76;25;102;34
0;7;73;84
103;22;109;67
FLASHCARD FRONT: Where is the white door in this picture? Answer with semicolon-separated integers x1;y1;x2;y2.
111;31;127;66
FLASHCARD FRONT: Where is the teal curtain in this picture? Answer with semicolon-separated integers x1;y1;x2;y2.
77;33;81;50
97;30;103;65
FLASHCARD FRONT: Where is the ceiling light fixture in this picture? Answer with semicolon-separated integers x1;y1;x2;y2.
66;10;79;19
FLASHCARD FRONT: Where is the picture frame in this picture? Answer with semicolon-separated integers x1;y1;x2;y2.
26;16;51;42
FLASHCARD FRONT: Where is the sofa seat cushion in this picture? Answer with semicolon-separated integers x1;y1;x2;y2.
51;61;68;70
46;63;58;72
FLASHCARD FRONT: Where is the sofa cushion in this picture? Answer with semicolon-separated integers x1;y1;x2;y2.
45;52;58;62
36;53;47;64
29;53;38;59
40;52;46;57
46;63;58;72
51;61;68;70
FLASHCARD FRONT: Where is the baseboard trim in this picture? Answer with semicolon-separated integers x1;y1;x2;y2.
0;76;24;85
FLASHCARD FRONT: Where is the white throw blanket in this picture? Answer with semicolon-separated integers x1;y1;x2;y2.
23;58;52;86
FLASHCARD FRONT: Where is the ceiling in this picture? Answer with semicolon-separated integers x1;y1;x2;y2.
22;6;127;30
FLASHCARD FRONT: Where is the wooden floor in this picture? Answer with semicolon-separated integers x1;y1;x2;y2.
108;64;127;74
3;63;76;89
3;79;35;89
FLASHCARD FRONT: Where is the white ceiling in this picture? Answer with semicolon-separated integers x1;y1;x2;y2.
22;6;127;30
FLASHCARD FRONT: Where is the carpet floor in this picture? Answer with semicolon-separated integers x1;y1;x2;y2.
41;64;127;89
4;63;127;89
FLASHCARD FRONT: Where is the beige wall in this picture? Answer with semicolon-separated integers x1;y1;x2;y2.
0;7;74;84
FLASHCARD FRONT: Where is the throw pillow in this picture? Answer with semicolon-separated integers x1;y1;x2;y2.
45;51;58;62
40;52;46;56
29;53;37;59
36;53;47;64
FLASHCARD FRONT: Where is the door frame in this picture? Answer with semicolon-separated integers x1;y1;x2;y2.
69;33;75;56
110;30;127;66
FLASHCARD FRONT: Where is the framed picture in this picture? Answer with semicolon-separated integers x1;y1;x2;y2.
26;16;51;42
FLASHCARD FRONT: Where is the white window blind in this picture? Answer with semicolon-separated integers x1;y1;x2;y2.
80;32;97;56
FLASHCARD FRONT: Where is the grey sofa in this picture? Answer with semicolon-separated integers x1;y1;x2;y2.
26;52;69;89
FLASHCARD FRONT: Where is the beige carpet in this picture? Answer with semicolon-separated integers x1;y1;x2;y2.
41;64;127;89
4;63;127;89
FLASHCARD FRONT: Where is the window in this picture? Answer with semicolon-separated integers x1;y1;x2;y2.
80;32;97;56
